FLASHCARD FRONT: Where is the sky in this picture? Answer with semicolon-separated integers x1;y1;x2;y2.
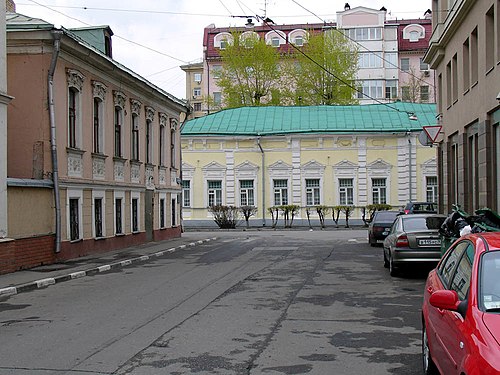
15;0;432;100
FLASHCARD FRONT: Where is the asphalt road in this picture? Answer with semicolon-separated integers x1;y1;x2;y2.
0;230;430;375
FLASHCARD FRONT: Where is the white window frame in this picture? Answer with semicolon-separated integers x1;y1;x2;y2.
239;179;255;206
207;180;223;206
273;179;289;206
66;69;84;149
338;178;354;205
400;58;410;71
305;178;321;206
371;178;388;204
182;179;192;207
92;190;106;239
193;87;201;97
194;73;202;83
131;191;141;233
67;189;83;241
114;191;125;235
426;176;438;203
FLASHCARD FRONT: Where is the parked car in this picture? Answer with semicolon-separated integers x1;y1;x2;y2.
368;210;400;246
383;213;446;276
403;202;437;214
422;232;500;375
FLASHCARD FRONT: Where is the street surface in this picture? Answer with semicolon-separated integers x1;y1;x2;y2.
0;229;430;374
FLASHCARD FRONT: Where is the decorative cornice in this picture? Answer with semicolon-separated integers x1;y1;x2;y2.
130;99;142;115
66;69;85;91
170;118;178;131
145;106;155;122
113;91;127;108
92;81;107;101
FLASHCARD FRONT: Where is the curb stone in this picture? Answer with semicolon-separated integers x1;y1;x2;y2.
0;237;217;300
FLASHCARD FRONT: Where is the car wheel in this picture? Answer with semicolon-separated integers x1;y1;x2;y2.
383;249;389;268
422;323;438;375
389;254;399;277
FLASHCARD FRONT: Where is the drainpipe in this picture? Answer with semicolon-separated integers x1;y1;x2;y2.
407;132;413;203
257;137;266;226
48;30;62;253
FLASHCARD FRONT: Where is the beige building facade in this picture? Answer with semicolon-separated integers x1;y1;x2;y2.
2;11;187;273
425;0;500;214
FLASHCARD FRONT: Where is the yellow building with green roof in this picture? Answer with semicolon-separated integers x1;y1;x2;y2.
181;103;438;227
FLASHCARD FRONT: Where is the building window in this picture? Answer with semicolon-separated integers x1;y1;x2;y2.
271;36;280;47
385;80;398;99
131;114;139;161
170;128;176;168
409;31;419;42
294;35;303;46
69;198;80;241
208;180;222;206
358;52;383;68
372;178;387;204
240;180;255;206
93;98;102;153
172;198;177;226
68;87;78;148
159;124;165;166
401;86;411;101
452;53;458;103
426;176;438;203
193;88;201;97
213;92;222;104
486;5;495;71
146;119;152;164
385;52;397;68
182;180;191;207
463;38;470;91
194;73;202;83
471;27;478;84
400;58;410;71
420;86;429;102
345;27;381;41
115;197;123;234
114;106;123;158
357;80;384;99
212;65;222;78
160;198;166;228
132;198;139;232
94;198;103;238
339;179;354;205
305;179;320;206
467;131;479;211
420;58;429;71
193;103;202;112
273;179;288;206
220;39;228;49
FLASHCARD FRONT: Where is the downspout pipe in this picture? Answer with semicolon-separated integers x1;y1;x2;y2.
407;132;413;203
48;30;62;253
257;137;266;227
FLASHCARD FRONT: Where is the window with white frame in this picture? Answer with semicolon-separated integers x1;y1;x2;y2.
146;119;152;164
93;98;103;153
67;189;83;241
420;58;429;71
426;176;438;203
357;80;384;99
240;180;255;206
131;114;139;161
420;86;429;102
159;198;166;228
182;180;191;207
305;179;320;206
170;128;176;168
372;178;387;204
271;37;280;47
339;178;354;205
114;106;123;157
273;179;288;206
220;38;228;49
385;52;398;68
92;190;105;239
212;65;222;78
193;87;201;97
194;73;202;83
213;92;222;104
208;180;222;206
159;123;165;166
385;80;398;99
68;87;79;148
345;27;381;41
131;197;139;232
193;103;202;112
400;58;410;71
294;35;304;46
358;52;383;68
114;193;124;235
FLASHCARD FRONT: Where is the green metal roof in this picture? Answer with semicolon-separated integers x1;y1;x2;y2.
182;102;437;136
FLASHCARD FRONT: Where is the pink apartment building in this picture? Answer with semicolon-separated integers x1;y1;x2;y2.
1;8;188;274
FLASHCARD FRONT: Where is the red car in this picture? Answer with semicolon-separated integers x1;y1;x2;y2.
422;232;500;375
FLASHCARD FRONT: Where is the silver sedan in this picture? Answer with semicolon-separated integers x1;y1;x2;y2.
383;213;446;277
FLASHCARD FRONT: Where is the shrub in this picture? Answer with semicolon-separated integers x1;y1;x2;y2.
208;205;239;229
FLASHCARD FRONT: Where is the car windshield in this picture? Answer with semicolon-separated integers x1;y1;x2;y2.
480;251;500;312
402;217;431;231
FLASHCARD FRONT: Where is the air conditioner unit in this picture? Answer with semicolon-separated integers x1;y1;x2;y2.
423;70;430;77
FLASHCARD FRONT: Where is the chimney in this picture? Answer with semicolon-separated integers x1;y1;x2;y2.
344;3;350;11
6;0;16;12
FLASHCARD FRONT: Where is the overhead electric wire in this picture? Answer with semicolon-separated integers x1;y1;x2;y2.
25;0;189;64
289;0;436;89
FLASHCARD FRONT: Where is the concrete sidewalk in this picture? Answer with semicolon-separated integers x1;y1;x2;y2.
0;232;218;300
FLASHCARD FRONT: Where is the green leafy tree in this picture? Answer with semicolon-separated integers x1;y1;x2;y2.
289;30;359;105
217;32;283;108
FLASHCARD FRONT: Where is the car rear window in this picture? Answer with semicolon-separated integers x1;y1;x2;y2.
413;203;436;211
402;217;430;231
376;212;399;221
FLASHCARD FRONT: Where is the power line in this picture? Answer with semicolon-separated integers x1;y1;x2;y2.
24;0;190;64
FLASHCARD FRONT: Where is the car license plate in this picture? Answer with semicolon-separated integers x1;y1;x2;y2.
418;239;441;246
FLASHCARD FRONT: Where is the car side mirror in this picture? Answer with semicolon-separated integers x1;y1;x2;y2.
429;290;461;311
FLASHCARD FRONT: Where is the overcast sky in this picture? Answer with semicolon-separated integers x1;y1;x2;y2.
15;0;432;100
